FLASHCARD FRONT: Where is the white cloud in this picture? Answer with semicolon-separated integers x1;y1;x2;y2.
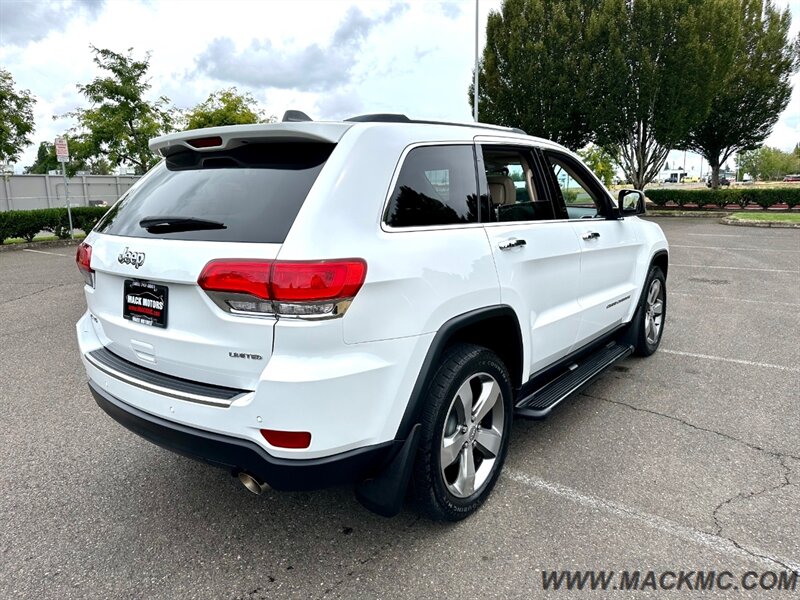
1;0;797;174
0;0;105;46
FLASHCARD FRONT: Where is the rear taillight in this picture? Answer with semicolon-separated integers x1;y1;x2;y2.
197;259;367;320
76;242;94;288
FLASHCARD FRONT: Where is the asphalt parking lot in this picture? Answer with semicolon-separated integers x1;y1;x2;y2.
1;218;798;599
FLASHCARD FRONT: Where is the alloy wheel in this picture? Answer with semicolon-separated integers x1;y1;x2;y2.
644;278;664;345
439;372;505;498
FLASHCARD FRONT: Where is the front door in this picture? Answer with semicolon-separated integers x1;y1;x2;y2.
478;143;583;376
541;150;643;346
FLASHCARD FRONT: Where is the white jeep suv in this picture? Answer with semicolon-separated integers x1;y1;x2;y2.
76;113;668;521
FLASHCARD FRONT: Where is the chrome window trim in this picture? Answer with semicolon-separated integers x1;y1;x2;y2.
379;138;616;233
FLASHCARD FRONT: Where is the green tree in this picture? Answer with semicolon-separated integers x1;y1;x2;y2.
738;145;800;180
184;88;265;130
67;46;176;174
578;144;617;187
470;0;604;150
471;0;735;190
0;68;36;165
25;137;112;176
24;142;59;174
678;0;800;188
594;0;737;189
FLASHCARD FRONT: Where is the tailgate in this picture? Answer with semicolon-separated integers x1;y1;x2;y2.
85;234;279;390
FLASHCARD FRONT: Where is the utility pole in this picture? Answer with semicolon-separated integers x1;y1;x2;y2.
474;0;479;122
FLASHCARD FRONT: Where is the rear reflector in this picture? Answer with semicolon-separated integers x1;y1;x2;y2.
260;429;312;449
76;242;94;287
186;136;223;148
197;259;367;319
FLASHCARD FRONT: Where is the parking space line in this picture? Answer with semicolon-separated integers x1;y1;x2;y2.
505;470;800;571
22;249;70;257
660;349;799;373
670;291;800;308
671;244;800;253
671;263;799;274
687;233;743;238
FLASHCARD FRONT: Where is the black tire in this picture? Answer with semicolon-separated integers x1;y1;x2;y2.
411;343;513;521
629;266;667;356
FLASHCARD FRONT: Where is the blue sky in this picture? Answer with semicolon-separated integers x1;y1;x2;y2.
1;0;797;173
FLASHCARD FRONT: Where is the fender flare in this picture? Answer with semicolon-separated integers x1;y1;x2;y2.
393;304;522;441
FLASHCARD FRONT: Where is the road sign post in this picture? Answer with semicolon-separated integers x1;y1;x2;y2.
55;137;74;239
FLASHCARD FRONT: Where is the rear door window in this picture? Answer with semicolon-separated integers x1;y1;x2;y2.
479;146;560;222
94;142;334;243
384;145;479;228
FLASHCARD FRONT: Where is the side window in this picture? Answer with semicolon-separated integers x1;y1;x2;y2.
544;152;609;219
481;146;556;223
385;145;478;228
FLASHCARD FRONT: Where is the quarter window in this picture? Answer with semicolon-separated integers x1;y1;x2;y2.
385;145;478;228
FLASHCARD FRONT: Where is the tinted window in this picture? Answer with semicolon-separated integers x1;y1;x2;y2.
482;146;559;223
94;142;334;243
385;145;478;227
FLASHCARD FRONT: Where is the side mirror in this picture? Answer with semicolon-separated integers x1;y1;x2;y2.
617;189;645;216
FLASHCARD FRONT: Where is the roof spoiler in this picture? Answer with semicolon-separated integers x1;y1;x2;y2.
149;122;352;155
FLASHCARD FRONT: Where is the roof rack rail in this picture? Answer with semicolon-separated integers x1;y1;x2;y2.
344;113;527;135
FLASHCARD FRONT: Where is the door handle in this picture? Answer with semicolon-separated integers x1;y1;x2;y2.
581;231;600;240
499;238;526;250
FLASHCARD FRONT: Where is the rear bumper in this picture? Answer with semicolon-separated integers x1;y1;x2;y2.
89;381;399;491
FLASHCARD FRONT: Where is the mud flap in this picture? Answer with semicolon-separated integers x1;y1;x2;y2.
355;424;420;517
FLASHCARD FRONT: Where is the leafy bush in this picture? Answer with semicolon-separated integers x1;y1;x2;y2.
0;213;11;245
645;188;800;210
71;206;109;234
0;206;109;244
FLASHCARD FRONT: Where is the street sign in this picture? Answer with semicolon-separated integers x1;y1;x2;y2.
55;137;69;163
54;137;74;238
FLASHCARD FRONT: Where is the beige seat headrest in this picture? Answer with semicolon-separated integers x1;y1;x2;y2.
487;175;516;205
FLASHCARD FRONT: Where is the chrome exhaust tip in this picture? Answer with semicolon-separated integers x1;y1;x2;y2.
237;471;269;495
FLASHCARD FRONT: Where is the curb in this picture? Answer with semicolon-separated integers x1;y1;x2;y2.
0;238;83;253
719;217;800;229
645;211;729;218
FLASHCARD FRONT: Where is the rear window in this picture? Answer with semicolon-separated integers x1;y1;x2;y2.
94;142;334;243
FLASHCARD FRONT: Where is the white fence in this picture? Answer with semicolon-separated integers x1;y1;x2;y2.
0;174;141;211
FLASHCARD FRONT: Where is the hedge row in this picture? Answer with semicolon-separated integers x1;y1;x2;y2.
0;206;109;244
645;188;800;209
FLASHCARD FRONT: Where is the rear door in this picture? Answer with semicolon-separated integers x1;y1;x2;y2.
478;143;583;375
540;149;643;345
83;140;334;390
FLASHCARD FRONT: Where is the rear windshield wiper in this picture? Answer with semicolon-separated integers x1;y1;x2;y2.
139;216;227;233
